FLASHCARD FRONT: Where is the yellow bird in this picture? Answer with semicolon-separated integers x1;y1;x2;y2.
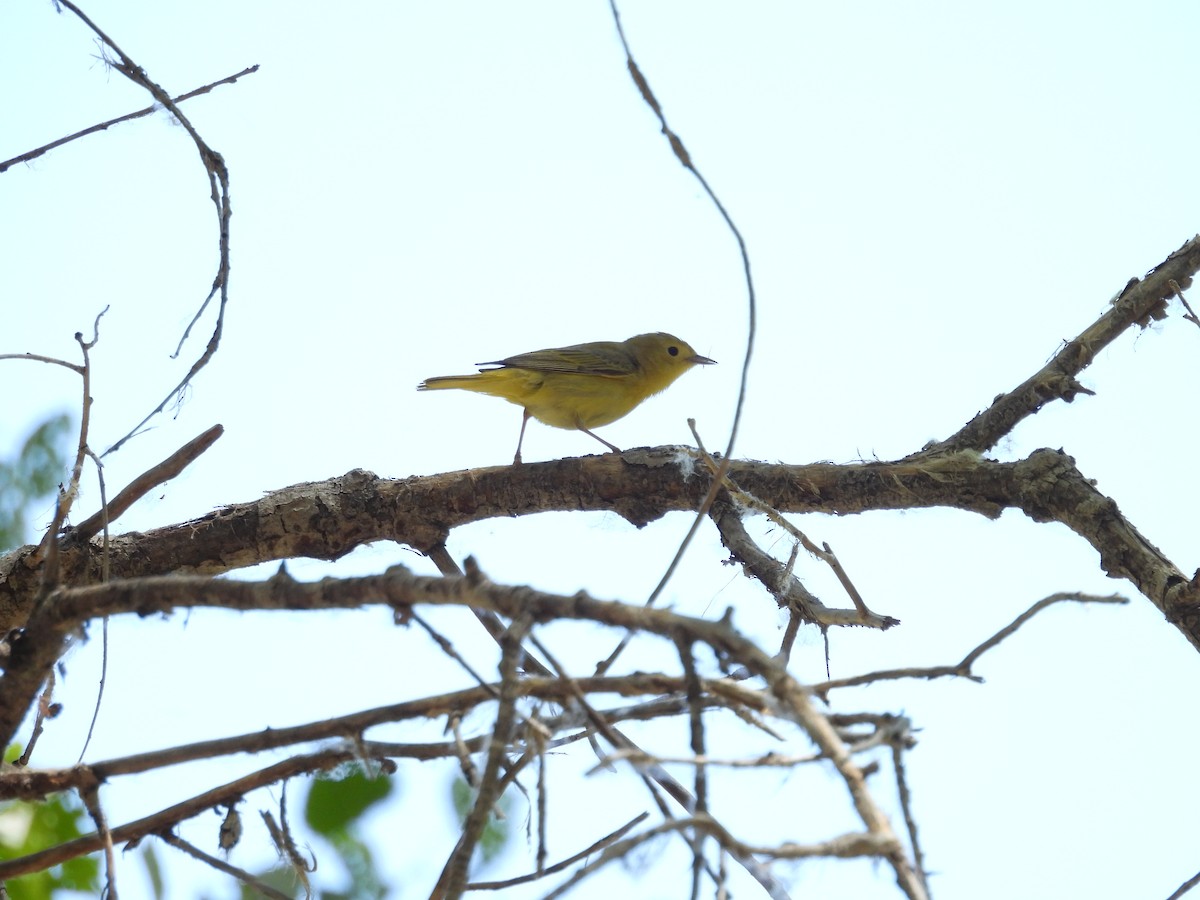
418;332;715;464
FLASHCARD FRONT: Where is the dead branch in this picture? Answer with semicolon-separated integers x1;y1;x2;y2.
813;592;1129;697
434;613;532;898
465;812;649;890
159;832;291;900
712;499;898;630
71;424;224;542
49;0;236;457
0;747;378;880
0;673;757;803
2;446;1193;646
607;0;755;464
925;234;1199;455
0;563;921;892
0;66;259;174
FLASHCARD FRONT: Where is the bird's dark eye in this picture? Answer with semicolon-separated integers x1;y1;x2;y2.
667;346;679;356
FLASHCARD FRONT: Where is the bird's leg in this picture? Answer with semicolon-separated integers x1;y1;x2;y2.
513;409;532;465
575;419;621;455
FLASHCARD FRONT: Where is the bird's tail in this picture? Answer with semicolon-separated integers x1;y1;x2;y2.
417;371;520;397
416;374;484;392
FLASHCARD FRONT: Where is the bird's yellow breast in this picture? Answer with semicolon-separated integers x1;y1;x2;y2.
434;368;654;429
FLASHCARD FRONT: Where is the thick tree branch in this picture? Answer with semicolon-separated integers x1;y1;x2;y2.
926;233;1200;455
2;446;1195;646
0;450;1034;628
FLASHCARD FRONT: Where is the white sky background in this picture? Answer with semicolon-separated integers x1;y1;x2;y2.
2;2;1200;898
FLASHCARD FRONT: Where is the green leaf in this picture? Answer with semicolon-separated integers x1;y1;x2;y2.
305;765;394;836
142;841;165;900
323;830;386;900
237;865;303;900
16;414;72;497
448;777;512;864
0;412;72;552
0;774;100;899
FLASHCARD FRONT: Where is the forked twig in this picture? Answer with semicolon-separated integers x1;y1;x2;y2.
0;66;259;174
688;421;895;631
465;812;649;890
814;592;1129;697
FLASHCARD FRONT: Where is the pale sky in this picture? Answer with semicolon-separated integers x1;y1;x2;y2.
3;3;1200;899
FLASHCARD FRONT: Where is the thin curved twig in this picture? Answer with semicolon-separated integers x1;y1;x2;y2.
50;1;238;457
159;832;293;900
813;592;1129;697
603;1;758;648
466;812;649;890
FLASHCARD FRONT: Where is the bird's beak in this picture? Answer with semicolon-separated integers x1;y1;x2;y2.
688;354;716;365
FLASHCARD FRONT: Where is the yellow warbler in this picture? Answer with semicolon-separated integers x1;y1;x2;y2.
417;332;715;464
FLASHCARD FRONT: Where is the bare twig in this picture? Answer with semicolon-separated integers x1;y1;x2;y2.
542;813;918;898
160;832;292;900
814;592;1129;696
0;673;759;804
49;1;236;457
891;735;929;897
466;812;649;890
71;425;224;542
599;1;758;677
541;816;880;900
0;749;371;880
15;672;58;766
34;312;105;569
1167;868;1200;900
0;66;259;173
0;352;84;374
77;772;117;899
592;713;905;773
434;612;532;899
261;784;313;897
677;637;708;899
696;426;887;622
956;592;1126;670
531;635;788;898
427;544;554;678
925;234;1200;455
712;499;897;631
607;1;755;463
1168;279;1200;330
592;748;821;772
534;728;548;873
77;446;110;763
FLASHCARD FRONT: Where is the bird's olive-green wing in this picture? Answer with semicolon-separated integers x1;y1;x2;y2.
478;341;637;376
